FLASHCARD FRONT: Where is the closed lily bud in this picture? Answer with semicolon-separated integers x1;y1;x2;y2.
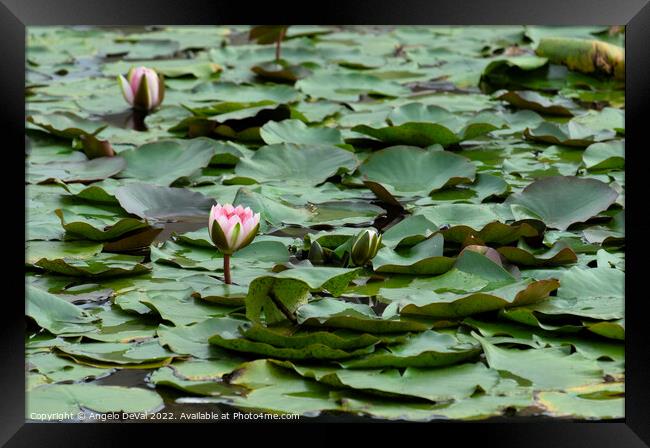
209;203;261;255
462;244;503;266
308;240;325;265
118;66;165;112
350;229;382;266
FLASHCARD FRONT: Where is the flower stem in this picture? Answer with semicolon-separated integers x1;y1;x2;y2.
275;28;286;62
223;254;232;285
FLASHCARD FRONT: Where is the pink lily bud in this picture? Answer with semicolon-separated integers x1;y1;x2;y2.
117;66;165;112
208;203;261;255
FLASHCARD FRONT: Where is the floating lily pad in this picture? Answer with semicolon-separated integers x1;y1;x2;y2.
245;267;362;325
352;103;507;147
340;330;480;368
208;316;376;360
234;143;357;186
28;157;126;184
26;285;99;335
506;176;618;230
497;90;577;116
119;138;217;186
278;360;500;403
373;234;455;275
382;278;559;319
358;146;476;198
296;299;432;333
296;73;409;102
259;120;344;145
27;384;164;417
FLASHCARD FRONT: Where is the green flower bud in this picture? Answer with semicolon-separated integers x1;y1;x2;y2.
308;240;325;265
350;229;382;266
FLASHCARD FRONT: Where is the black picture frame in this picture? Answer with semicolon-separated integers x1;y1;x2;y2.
5;0;648;445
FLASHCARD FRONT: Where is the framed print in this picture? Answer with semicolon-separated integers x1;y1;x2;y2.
3;0;649;445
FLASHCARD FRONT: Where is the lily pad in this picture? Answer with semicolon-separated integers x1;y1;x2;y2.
119;138;217;186
373;234;455;275
382;278;559;319
234;143;357;186
259;120;344;145
358;146;476;197
340;330;481;368
352;103;507;147
506;176;618;230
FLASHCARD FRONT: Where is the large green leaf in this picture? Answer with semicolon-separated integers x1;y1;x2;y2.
381;278;559;319
506;176;618;230
28;157;126;184
119;138;217;186
245;267;362;325
340;330;481;368
352;104;507;147
26;285;99;335
296;299;432;333
208;316;376;360
27;384;164;418
296;73;409;101
372;234;455;275
234;143;358;186
475;334;605;390
260;120;344;145
358;146;476;197
278;360;500;403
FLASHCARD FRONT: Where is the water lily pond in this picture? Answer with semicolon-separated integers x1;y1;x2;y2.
26;25;624;422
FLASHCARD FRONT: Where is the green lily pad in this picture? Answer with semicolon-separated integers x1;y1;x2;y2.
583;140;624;171
27;384;164;418
372;234;455;275
296;299;432;333
497;90;577;116
245;267;362;325
352;103;507;147
260;119;344;145
358;146;476;198
208;316;376;360
28;157;126;184
278;360;500;403
119;138;217;186
383;278;559;319
506;176;618;230
340;330;481;368
234;143;357;186
475;334;605;390
26;285;99;335
296;72;409;101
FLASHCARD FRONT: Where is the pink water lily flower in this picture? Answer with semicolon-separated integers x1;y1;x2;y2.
118;66;165;112
208;203;261;284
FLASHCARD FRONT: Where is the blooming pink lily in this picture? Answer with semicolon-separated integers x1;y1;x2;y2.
208;203;261;284
118;66;165;112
